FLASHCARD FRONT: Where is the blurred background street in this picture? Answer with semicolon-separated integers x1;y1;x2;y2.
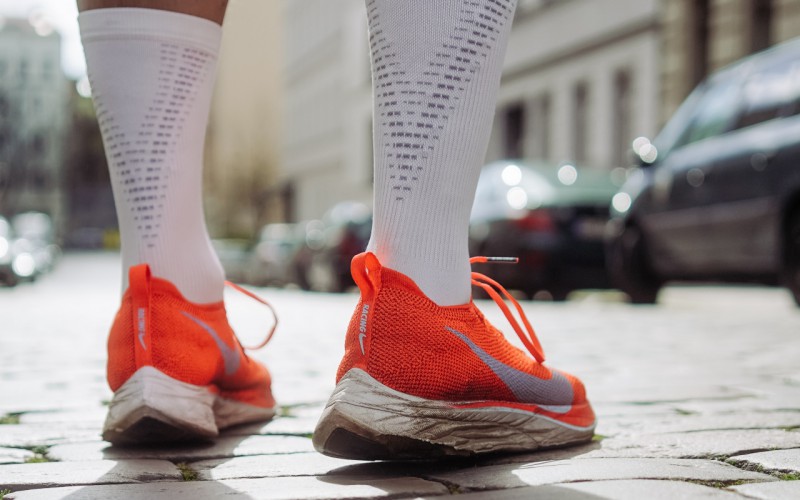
1;253;800;497
1;0;800;306
2;0;800;496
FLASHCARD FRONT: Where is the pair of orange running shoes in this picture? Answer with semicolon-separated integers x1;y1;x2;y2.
103;252;595;459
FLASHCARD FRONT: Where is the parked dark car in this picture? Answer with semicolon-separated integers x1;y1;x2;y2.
292;202;372;293
11;211;60;277
606;38;800;305
211;239;252;283
246;223;304;287
469;160;619;300
0;216;18;286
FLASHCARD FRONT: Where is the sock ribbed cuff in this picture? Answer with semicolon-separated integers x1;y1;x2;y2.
78;7;221;52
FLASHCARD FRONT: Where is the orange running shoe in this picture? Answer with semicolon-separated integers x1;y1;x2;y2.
102;264;277;445
313;252;595;459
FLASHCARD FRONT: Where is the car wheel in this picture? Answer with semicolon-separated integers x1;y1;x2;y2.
608;223;661;304
549;288;570;302
784;211;800;307
2;273;18;287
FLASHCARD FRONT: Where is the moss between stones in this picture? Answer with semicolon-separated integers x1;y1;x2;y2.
23;445;53;464
684;479;752;489
0;488;12;499
0;414;20;425
176;462;199;481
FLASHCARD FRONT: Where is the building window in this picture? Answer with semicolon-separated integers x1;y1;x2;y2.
529;93;550;161
751;0;773;53
612;70;632;167
503;102;525;158
572;82;589;164
43;58;55;79
690;0;711;86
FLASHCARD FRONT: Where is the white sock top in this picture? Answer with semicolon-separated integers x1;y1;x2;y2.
365;0;517;305
80;8;225;303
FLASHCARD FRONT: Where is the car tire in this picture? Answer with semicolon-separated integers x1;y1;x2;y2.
784;211;800;307
608;223;661;304
2;273;18;287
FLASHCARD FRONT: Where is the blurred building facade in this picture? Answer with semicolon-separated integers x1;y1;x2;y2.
488;0;661;169
279;0;661;221
661;0;800;120
204;0;284;238
276;0;800;222
0;17;68;229
280;0;372;223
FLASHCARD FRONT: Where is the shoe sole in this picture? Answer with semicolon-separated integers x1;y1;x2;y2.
313;368;595;460
103;366;275;446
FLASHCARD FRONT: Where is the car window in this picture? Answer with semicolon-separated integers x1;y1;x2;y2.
677;78;743;147
732;61;800;130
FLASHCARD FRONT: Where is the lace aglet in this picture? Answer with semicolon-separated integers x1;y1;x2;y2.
485;257;519;264
470;256;519;264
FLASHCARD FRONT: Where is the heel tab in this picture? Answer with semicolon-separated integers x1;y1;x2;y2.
129;263;152;293
128;263;152;365
351;252;382;296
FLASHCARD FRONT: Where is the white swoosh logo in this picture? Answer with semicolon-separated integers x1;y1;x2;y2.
358;333;367;355
137;307;146;350
181;311;241;377
445;326;573;413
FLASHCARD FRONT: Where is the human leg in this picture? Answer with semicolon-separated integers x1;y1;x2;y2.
79;0;225;303
313;0;595;459
78;0;227;24
78;0;276;444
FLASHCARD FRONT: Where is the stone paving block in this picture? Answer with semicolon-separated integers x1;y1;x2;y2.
596;412;800;438
590;383;754;406
555;479;747;499
729;448;800;473
425;458;775;489
675;398;800;415
192;452;362;480
6;475;449;499
450;479;748;499
594;402;691;419
0;424;102;448
0;459;180;491
589;429;800;459
18;409;107;425
0;380;106;415
47;435;314;462
0;447;33;465
220;415;319;437
731;480;800;499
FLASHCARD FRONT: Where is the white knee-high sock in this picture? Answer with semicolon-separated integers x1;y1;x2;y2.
79;8;224;303
365;0;518;306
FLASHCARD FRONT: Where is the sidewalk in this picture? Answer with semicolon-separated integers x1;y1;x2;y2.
1;253;799;499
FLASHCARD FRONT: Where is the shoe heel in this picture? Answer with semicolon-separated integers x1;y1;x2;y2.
102;366;217;445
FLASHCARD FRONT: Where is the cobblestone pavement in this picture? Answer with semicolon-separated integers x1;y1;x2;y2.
1;252;800;499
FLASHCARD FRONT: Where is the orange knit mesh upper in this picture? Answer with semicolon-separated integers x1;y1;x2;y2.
337;252;594;428
107;265;274;409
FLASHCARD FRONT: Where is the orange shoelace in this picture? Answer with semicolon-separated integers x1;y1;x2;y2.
224;281;279;350
470;257;546;364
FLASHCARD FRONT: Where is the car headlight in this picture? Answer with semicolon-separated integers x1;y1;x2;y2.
612;192;633;214
12;253;36;277
0;237;9;263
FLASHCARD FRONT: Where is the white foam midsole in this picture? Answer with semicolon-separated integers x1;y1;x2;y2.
103;366;275;436
316;368;595;454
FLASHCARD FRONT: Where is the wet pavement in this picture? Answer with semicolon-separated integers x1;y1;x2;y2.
1;252;799;499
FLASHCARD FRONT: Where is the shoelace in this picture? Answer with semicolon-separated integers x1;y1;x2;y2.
224;281;279;350
470;256;546;364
